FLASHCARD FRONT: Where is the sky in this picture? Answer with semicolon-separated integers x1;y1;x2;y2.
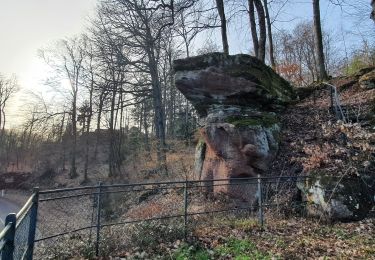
0;0;373;128
0;0;97;127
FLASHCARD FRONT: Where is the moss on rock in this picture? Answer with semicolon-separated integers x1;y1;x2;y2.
226;113;279;128
174;52;296;110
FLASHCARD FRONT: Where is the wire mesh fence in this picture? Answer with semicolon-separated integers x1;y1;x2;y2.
0;191;38;260
0;223;11;259
32;176;309;259
13;209;32;260
2;174;374;259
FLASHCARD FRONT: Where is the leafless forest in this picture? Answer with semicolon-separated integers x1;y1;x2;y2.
0;0;374;186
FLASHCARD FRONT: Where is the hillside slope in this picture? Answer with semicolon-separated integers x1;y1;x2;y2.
270;69;375;179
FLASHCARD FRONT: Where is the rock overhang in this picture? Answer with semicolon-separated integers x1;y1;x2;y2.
174;52;296;117
174;53;295;201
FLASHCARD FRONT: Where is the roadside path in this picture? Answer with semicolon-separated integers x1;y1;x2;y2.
0;197;20;228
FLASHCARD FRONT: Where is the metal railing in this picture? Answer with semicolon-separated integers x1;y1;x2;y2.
33;175;308;259
0;188;39;260
325;82;348;123
1;176;311;259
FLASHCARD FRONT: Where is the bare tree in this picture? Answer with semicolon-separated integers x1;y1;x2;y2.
215;0;229;54
0;74;18;136
175;1;204;57
196;38;221;55
313;0;328;80
40;37;86;178
248;0;266;62
273;21;338;86
263;0;275;68
90;22;128;177
81;36;97;182
94;0;194;173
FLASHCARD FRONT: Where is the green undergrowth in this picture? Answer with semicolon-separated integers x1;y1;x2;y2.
173;238;275;260
174;243;211;260
216;238;274;260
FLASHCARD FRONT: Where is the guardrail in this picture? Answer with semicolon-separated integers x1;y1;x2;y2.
325;82;348;123
0;176;311;259
0;188;39;260
33;175;309;258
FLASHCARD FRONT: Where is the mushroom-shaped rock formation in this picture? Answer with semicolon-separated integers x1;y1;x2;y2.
174;53;295;200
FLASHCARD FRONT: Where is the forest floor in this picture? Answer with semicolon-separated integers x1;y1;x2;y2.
103;72;375;260
270;72;375;178
111;216;375;259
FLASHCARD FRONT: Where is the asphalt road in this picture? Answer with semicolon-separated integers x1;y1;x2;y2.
0;197;20;227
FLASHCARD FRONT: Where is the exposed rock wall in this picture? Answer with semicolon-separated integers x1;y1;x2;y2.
297;174;374;221
174;53;295;200
359;69;375;90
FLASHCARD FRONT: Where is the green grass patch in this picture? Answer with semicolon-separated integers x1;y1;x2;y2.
229;218;259;231
215;238;275;260
173;243;211;260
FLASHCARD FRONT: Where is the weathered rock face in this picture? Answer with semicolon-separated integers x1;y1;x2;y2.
174;53;295;117
195;108;280;179
174;53;295;199
359;69;375;90
297;174;374;221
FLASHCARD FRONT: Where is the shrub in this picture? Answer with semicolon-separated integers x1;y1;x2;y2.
174;243;211;260
128;220;185;249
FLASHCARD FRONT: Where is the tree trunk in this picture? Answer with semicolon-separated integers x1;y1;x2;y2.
264;0;276;68
254;0;266;62
94;92;105;160
313;0;328;81
215;0;229;55
151;64;167;172
116;89;124;173
83;78;94;183
0;106;2;139
248;0;259;58
59;113;66;171
149;52;167;173
108;85;117;178
143;103;151;155
2;109;6;133
70;92;78;179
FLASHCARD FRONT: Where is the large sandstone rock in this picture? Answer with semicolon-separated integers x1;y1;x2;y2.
297;174;374;221
174;53;295;117
359;69;375;90
174;53;295;200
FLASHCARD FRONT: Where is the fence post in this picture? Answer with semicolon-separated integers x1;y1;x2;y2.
183;180;188;240
330;85;334;113
95;182;102;257
26;187;39;260
257;175;264;229
2;213;16;260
